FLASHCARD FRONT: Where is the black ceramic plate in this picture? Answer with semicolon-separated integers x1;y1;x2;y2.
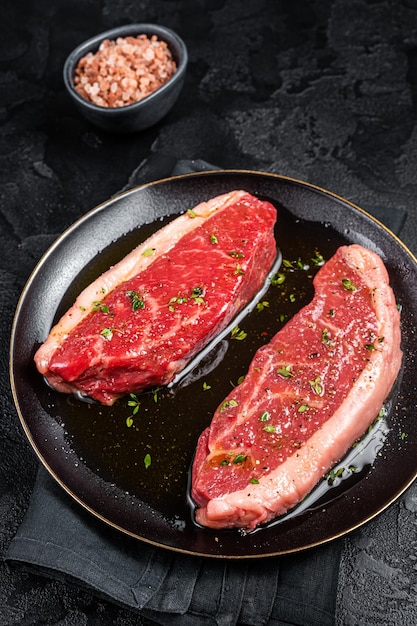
10;170;417;558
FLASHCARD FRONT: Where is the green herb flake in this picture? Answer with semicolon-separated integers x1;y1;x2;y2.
220;399;238;411
263;424;276;433
168;294;188;311
187;209;197;218
234;263;245;275
231;325;247;340
256;300;269;312
322;328;332;345
277;364;293;379
191;286;205;305
309;376;323;395
210;233;218;244
229;250;244;258
126;416;134;428
142;248;155;257
311;250;325;266
259;411;270;422
250;477;259;484
100;327;113;341
298;404;309;413
220;459;230;466
126;290;145;311
327;464;357;486
341;278;357;291
296;258;307;270
289;293;296;303
202;381;211;391
233;454;247;464
127;393;141;415
365;343;376;351
92;301;110;314
144;453;152;469
271;272;286;286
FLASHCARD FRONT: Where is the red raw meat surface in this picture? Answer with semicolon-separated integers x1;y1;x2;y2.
191;244;402;530
35;191;277;405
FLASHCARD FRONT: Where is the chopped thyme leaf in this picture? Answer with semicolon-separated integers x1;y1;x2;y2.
220;459;230;466
309;376;323;395
234;263;245;275
168;294;188;311
92;301;109;314
260;411;270;422
210;233;218;244
202;381;211;391
127;393;141;414
126;290;145;311
327;466;345;485
191;286;205;305
233;454;247;464
311;250;325;266
271;272;286;286
229;250;244;258
144;453;152;469
142;248;155;257
100;327;113;341
327;465;357;485
220;399;238;411
250;477;259;484
298;404;309;413
191;286;204;297
296;258;307;270
322;328;332;345
231;325;247;340
263;424;276;433
256;300;269;312
341;278;357;291
277;364;293;378
187;209;197;218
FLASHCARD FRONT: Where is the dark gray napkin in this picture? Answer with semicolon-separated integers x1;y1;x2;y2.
6;155;406;626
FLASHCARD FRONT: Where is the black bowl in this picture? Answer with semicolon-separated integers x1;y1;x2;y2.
63;24;188;133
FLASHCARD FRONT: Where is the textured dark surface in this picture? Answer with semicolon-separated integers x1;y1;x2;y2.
1;1;417;624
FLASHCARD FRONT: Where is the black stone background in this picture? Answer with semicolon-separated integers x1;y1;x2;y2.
1;0;417;624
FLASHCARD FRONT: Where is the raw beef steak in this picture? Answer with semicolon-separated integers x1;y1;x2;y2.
191;244;402;530
35;190;277;405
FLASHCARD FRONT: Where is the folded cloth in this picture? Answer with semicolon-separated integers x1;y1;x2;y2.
7;467;342;626
6;155;406;626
